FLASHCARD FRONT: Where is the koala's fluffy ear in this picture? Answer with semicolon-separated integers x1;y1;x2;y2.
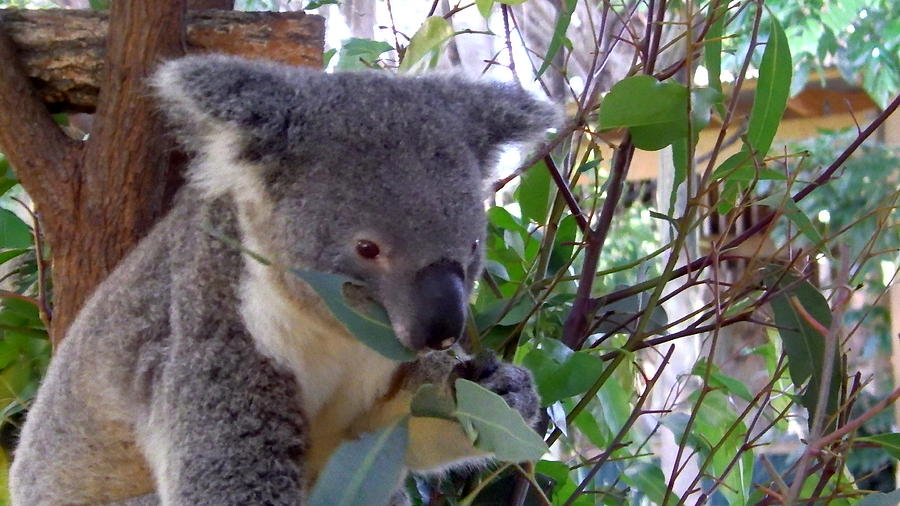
152;55;300;197
152;54;296;139
453;81;563;169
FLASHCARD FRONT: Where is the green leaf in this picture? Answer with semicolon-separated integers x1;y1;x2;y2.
290;269;415;362
308;418;409;506
0;178;18;198
858;489;900;506
321;48;337;68
476;0;494;17
536;0;577;78
670;137;688;213
757;193;823;246
399;17;454;72
856;433;900;460
304;0;339;9
88;0;109;8
454;379;548;461
517;159;552;224
410;384;456;420
704;0;727;118
336;38;393;71
0;209;32;249
0;339;19;370
665;391;753;506
746;16;792;158
712;148;753;181
487;206;526;233
765;269;839;428
0;360;31;404
599;75;689;151
535;351;603;405
623;462;667;506
0;249;27;265
692;358;754;402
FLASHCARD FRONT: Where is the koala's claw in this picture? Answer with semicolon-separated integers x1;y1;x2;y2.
452;351;540;425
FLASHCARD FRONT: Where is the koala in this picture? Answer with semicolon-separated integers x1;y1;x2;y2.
9;55;558;505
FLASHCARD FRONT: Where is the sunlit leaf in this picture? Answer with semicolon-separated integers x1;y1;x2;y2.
476;0;494;17
746;16;792;157
399;17;454;72
336;38;393;70
536;0;577;78
517;159;552;224
599;75;689;151
703;0;727;118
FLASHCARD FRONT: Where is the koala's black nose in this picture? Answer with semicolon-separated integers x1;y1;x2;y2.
411;260;466;351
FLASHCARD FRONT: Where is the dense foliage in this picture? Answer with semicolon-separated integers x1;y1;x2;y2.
0;0;897;505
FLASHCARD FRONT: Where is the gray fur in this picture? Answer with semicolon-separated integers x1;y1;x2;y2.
10;55;557;505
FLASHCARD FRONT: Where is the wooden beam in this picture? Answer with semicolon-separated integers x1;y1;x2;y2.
0;8;325;113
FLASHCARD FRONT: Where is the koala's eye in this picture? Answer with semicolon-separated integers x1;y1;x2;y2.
356;240;381;259
471;239;480;254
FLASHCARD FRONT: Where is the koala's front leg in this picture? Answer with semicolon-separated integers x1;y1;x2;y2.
136;320;308;505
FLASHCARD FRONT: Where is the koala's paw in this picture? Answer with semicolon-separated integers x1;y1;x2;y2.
452;351;540;426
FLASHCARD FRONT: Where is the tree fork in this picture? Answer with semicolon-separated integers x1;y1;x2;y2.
0;3;325;344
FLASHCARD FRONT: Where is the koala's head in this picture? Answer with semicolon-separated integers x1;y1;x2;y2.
154;55;560;353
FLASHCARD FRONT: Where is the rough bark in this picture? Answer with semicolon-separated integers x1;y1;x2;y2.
1;8;324;113
0;3;324;343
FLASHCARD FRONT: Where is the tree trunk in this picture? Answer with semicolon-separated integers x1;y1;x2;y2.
0;3;325;344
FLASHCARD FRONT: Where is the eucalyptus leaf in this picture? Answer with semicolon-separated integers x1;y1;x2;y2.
765;269;839;428
517;159;552;224
704;0;727;118
476;0;494;18
0;209;33;249
599;75;689;151
536;0;577;78
291;269;415;362
535;351;603;406
858;489;900;506
399;17;454;72
623;462;667;506
746;16;792;157
410;384;456;420
856;433;900;460
308;418;409;506
454;379;548;461
757;193;824;247
337;38;393;71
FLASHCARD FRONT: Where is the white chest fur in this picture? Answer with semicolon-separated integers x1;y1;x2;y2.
240;266;400;474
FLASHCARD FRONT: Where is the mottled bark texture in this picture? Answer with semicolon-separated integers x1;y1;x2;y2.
0;8;325;113
0;3;325;344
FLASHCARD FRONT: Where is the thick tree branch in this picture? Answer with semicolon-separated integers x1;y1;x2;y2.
0;28;79;215
0;9;324;112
